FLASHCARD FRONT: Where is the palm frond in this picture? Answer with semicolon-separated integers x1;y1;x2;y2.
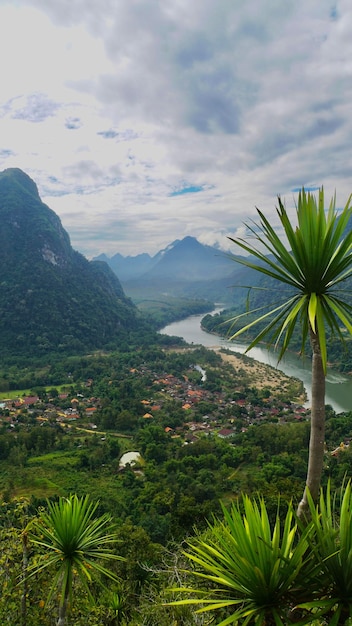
28;495;124;613
227;188;352;372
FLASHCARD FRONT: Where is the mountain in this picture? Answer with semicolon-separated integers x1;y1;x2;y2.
93;240;184;281
140;236;234;281
94;251;158;281
99;236;241;303
0;168;143;358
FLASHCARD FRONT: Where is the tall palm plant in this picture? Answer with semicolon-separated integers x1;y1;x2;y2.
29;494;124;626
227;188;352;517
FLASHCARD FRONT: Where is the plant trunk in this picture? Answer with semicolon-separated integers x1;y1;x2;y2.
297;329;326;520
21;531;29;626
56;591;69;626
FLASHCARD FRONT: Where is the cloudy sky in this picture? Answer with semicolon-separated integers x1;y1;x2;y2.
0;0;351;258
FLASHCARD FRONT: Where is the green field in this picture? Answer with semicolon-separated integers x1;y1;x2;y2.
0;384;75;400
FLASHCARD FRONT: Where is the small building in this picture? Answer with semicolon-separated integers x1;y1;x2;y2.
218;428;235;439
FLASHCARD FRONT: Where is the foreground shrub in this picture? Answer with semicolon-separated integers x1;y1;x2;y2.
300;481;352;625
168;495;316;625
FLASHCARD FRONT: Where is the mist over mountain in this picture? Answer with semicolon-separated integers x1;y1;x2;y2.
0;168;144;358
97;236;246;303
94;249;162;281
101;214;352;311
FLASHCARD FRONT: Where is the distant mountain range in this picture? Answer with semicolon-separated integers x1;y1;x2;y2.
0;168;146;358
96;237;234;281
95;236;252;303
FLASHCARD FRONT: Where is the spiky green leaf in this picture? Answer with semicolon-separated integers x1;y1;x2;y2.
227;188;352;373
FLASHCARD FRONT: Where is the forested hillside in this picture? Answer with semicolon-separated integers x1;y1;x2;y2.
1;344;352;623
0;168;149;358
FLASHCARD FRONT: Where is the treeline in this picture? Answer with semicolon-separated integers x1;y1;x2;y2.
134;294;214;329
0;332;184;390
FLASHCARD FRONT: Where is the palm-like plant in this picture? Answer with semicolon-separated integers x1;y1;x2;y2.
29;494;124;626
300;481;352;625
99;588;126;625
227;188;352;516
168;497;315;625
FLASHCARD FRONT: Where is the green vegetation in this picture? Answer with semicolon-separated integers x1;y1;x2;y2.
171;482;352;625
0;341;352;623
29;494;123;625
223;188;352;516
0;168;156;360
302;481;352;623
134;294;214;328
170;496;314;625
3;173;352;623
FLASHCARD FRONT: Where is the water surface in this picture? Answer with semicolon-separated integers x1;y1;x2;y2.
160;312;352;414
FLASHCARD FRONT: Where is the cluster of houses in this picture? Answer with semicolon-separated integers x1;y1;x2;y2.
132;367;310;441
0;392;100;429
0;361;310;445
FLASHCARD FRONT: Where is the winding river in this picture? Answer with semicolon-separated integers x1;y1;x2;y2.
159;311;352;414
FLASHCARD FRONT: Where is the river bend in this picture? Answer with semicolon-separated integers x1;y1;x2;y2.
159;312;352;414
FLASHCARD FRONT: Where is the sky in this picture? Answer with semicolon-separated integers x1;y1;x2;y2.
0;0;351;259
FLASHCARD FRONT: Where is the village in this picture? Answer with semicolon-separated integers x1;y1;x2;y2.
0;347;310;445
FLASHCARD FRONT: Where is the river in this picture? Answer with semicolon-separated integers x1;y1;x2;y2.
159;311;352;414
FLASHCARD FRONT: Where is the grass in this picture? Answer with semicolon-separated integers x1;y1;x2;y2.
27;451;80;468
15;476;62;498
0;462;116;502
0;384;75;400
0;388;33;400
0;446;133;513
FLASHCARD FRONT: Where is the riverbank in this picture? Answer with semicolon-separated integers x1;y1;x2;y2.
160;312;352;412
166;343;305;402
215;348;306;402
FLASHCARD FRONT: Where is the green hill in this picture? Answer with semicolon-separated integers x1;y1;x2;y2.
0;168;145;357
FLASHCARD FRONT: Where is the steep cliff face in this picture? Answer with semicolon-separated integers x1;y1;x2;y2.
0;168;73;267
0;168;141;357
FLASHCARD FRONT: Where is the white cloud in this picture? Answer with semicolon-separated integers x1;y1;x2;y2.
0;0;351;257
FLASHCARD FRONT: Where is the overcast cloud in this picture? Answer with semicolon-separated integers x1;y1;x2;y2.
0;0;351;257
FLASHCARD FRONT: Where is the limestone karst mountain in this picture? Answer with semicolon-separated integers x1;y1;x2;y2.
0;168;143;357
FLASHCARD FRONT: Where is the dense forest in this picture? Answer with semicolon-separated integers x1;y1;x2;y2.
1;340;352;624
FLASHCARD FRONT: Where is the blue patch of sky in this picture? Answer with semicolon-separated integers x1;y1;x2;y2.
43;177;121;197
0;149;14;157
97;129;119;139
291;186;320;192
65;117;81;130
42;183;94;197
170;185;204;197
42;187;70;197
330;5;338;20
